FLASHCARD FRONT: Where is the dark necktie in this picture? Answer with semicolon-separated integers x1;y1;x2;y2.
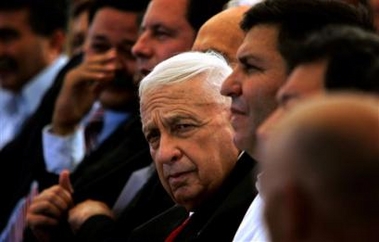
165;216;191;242
84;107;104;154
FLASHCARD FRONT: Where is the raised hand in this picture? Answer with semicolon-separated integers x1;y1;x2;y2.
26;170;74;241
52;48;118;135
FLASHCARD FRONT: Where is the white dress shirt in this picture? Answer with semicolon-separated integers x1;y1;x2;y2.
42;102;129;174
233;174;269;242
233;194;268;242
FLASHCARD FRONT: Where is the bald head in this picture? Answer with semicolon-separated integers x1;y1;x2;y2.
262;92;379;242
192;6;249;65
273;93;379;166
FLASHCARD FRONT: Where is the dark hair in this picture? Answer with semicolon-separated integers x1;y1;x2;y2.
88;0;149;24
241;0;375;72
71;0;93;19
289;25;379;93
0;0;68;36
186;0;229;32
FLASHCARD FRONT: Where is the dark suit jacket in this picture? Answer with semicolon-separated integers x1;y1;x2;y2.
0;53;83;231
129;152;258;242
72;171;175;242
0;53;172;241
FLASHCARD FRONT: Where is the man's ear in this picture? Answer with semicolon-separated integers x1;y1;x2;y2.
48;29;66;55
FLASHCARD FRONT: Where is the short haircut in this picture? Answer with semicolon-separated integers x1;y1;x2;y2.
70;0;93;19
288;25;379;94
139;51;232;105
0;0;68;36
240;0;375;72
88;0;150;24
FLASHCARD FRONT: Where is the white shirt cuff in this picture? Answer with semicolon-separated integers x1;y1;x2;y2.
42;124;85;174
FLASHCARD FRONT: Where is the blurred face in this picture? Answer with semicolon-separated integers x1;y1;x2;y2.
221;24;287;158
192;6;248;66
369;0;379;32
141;77;239;211
0;9;52;92
260;129;297;242
257;59;328;147
85;8;139;111
132;0;196;78
69;10;89;56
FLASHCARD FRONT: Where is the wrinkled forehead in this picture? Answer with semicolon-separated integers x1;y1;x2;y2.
140;82;225;122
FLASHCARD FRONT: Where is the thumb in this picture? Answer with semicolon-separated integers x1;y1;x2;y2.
59;169;74;193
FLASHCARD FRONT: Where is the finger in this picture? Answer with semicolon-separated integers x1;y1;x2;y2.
84;48;117;64
30;187;73;217
26;213;60;229
28;199;64;220
59;170;74;193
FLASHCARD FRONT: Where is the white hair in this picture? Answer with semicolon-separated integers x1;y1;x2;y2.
139;51;232;105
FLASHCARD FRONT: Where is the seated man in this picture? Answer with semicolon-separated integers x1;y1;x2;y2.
25;0;231;240
259;24;379;143
127;51;257;241
254;23;379;242
219;0;374;240
260;93;379;242
21;1;174;241
0;0;68;150
283;24;379;98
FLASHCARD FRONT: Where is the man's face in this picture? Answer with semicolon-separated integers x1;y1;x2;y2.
69;10;89;56
259;122;299;242
221;24;287;157
85;8;139;110
141;76;239;211
369;0;379;32
0;9;51;92
132;0;196;78
256;59;328;146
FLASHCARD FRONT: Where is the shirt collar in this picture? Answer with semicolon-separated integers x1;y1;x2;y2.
0;55;68;114
21;55;68;114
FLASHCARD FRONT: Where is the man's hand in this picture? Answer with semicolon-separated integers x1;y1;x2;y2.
26;170;74;242
68;200;114;233
52;49;118;135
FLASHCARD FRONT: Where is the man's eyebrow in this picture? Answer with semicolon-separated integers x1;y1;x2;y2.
91;35;135;46
238;54;262;65
143;120;155;134
91;35;108;42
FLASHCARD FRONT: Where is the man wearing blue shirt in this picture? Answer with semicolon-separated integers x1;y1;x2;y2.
0;0;68;150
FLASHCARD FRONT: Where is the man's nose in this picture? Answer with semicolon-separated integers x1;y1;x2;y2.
132;32;152;58
155;134;182;164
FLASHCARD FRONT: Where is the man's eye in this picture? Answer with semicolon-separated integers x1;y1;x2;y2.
174;124;194;133
146;130;160;145
242;63;261;74
153;30;170;40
